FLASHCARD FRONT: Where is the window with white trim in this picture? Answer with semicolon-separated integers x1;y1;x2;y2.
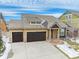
65;14;72;21
60;29;65;37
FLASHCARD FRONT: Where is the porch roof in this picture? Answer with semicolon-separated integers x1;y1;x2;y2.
50;21;67;29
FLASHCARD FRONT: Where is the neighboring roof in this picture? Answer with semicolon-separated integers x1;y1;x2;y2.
59;10;79;19
58;10;79;31
65;22;78;32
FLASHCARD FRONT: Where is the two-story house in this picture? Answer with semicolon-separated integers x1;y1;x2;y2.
59;10;79;38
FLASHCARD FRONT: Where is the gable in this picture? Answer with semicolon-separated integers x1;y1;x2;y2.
51;24;59;28
60;11;79;24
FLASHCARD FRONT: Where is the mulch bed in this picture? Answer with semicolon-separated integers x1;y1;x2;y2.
50;39;64;45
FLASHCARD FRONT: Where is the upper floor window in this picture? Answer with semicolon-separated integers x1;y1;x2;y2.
30;21;41;25
29;17;47;25
65;14;72;21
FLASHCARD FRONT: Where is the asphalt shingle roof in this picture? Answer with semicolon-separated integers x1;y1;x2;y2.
8;14;67;30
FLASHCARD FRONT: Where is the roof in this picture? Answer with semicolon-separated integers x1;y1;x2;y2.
9;20;48;30
8;20;23;29
8;14;70;30
9;14;56;30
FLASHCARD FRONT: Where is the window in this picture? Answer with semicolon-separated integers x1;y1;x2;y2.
31;21;41;24
30;21;41;25
60;29;65;37
29;17;42;25
65;14;72;21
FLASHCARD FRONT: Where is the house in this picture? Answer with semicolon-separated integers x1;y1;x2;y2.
59;10;79;38
8;14;70;42
0;13;7;32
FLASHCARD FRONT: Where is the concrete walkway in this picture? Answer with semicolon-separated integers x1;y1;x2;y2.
9;41;68;59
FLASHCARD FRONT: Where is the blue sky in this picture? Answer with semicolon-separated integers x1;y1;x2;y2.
0;0;79;21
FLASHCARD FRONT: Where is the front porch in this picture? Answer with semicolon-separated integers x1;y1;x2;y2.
49;23;66;39
47;22;79;45
48;23;67;45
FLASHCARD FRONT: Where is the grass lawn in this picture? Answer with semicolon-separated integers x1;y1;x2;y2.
54;39;79;59
65;40;79;59
55;46;79;59
65;40;79;51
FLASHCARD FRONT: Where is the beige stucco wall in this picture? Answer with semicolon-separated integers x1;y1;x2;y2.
9;29;48;42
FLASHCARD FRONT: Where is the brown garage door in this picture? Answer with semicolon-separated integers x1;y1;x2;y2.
27;32;46;42
12;32;23;42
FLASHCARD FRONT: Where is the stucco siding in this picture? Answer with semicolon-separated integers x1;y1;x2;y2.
9;29;48;42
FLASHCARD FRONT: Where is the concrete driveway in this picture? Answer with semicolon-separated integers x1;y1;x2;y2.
9;41;68;59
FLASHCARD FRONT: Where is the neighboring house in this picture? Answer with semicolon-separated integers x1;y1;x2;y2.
8;14;69;42
59;10;79;38
0;13;7;32
59;10;79;29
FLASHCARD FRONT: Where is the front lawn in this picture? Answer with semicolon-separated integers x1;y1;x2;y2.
65;40;79;51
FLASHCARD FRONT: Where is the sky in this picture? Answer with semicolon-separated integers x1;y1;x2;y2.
0;0;79;21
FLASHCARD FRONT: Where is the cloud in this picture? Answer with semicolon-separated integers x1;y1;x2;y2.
0;0;79;10
0;0;79;21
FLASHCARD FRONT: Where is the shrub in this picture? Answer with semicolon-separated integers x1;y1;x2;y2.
0;37;5;54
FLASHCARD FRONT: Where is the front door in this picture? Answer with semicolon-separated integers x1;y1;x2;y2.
51;29;58;39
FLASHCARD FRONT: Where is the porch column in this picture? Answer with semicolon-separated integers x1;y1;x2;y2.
57;29;60;39
23;31;27;42
78;30;79;37
65;28;67;39
9;31;12;43
49;29;51;41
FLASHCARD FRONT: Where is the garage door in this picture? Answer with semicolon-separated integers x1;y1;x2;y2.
27;32;46;42
12;32;23;42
